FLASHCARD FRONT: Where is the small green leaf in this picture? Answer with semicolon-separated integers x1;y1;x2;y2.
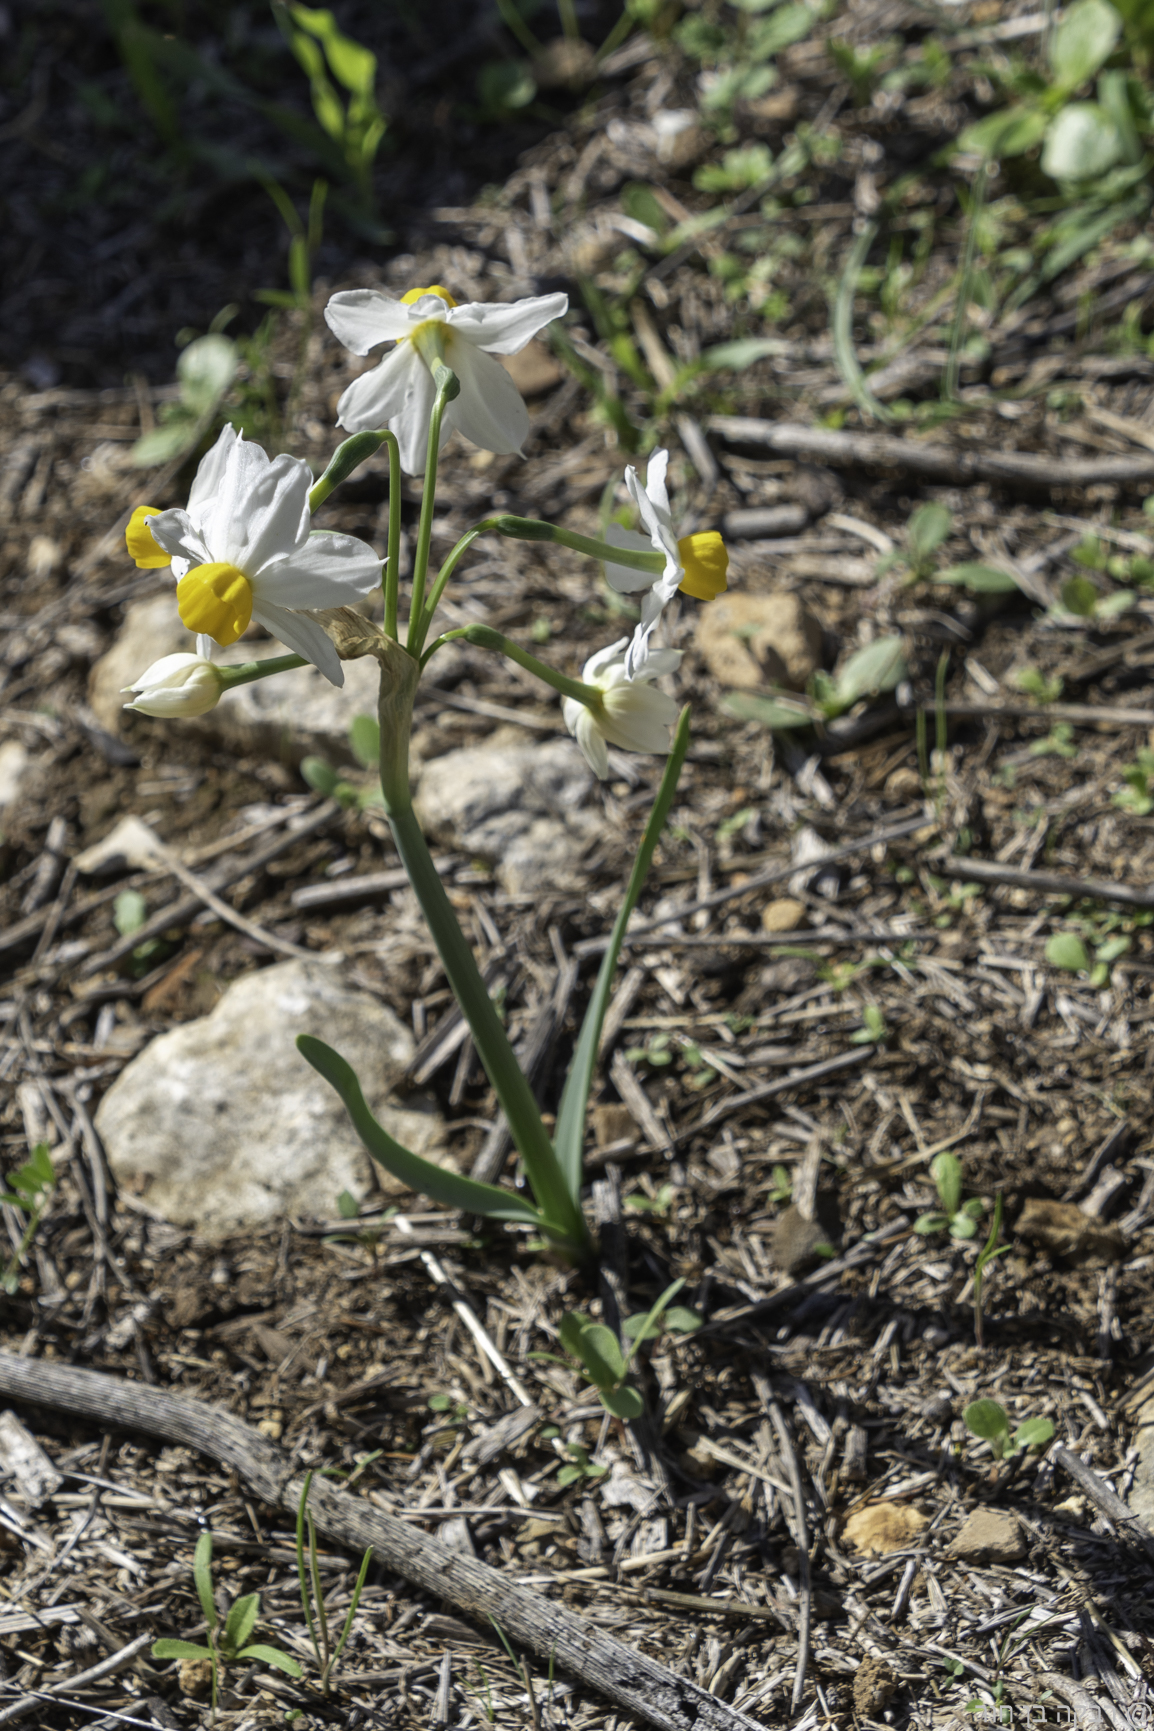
599;1385;645;1420
300;756;339;795
152;1640;214;1662
934;563;1021;594
663;1305;702;1334
833;637;907;707
1010;1417;1055;1453
237;1643;304;1677
1045;932;1089;973
114;889;148;938
932;1152;963;1218
908;503;953;561
913;1211;951;1235
223;1592;260;1655
957;106;1048;160
1050;0;1121;91
721;691;815;730
559;1315;627;1388
950;1212;980;1240
193;1532;217;1631
178;332;238;415
1059;575;1099;617
963;1398;1010;1442
348;714;380;768
1042;102;1124;180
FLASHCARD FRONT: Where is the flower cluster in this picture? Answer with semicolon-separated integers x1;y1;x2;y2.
122;285;728;773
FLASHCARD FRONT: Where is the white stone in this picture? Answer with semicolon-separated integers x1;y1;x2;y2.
74;815;162;875
95;960;447;1240
413;731;596;893
0;741;30;815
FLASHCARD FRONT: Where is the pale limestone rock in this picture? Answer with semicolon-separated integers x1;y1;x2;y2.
695;591;823;691
947;1508;1026;1565
88;594;187;731
95;959;446;1240
414;731;595;893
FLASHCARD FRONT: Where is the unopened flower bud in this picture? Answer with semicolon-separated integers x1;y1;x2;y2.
122;651;223;718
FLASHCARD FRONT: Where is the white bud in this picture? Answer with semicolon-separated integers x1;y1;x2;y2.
562;640;681;780
122;653;223;718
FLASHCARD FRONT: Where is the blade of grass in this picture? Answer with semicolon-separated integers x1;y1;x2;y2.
833;222;893;425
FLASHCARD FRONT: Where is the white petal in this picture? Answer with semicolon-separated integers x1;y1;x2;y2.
187;424;238;515
336;343;436;473
195;634;215;660
602;681;678;753
324;289;418;354
602;526;660;594
581;637;630;682
445;338;530;456
574;707;609;779
147;508;213;567
254;531;382;608
251;602;344;686
205;448;311;574
644;448;673;527
635;646;682;680
446;292;569;355
125;652;203;693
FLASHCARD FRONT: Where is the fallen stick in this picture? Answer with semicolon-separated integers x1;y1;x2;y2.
707;417;1154;488
0;1352;765;1731
938;856;1154;912
76;799;339;978
1050;1443;1154;1565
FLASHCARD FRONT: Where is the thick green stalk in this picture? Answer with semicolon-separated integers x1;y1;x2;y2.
216;654;307;690
407;367;459;656
435;623;598;707
492;515;666;575
382;430;402;641
374;644;589;1261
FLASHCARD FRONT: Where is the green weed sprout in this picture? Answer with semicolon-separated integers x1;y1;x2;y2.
850;1003;889;1045
1051;573;1134;623
1014;666;1064;704
0;1144;57;1296
1114;748;1154;815
963;1399;1055;1460
153;1531;301;1722
301;714;385;810
623;1182;676;1216
1045;930;1130;988
548;1278;698;1420
767;1165;793;1205
273;3;386;209
542;1438;609;1488
877;504;954;582
296;1472;372;1696
722;637;907;733
913;1153;986;1240
130;332;237;468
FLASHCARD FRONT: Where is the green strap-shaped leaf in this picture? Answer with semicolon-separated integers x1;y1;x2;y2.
193;1532;217;1632
223;1592;260;1655
152;1640;214;1662
237;1644;304;1677
553;707;691;1200
296;1036;548;1227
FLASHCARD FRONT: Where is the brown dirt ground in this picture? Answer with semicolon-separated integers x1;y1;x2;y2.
3;8;1154;1729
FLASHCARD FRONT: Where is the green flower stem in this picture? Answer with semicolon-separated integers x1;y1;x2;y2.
492;514;666;575
407;367;460;657
215;654;307;689
308;430;390;513
381;430;402;642
374;643;589;1261
432;623;599;708
423;525;491;625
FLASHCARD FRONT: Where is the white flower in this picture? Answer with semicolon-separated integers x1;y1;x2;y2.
562;638;682;780
128;427;382;686
602;449;728;677
122;635;223;718
324;284;569;474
